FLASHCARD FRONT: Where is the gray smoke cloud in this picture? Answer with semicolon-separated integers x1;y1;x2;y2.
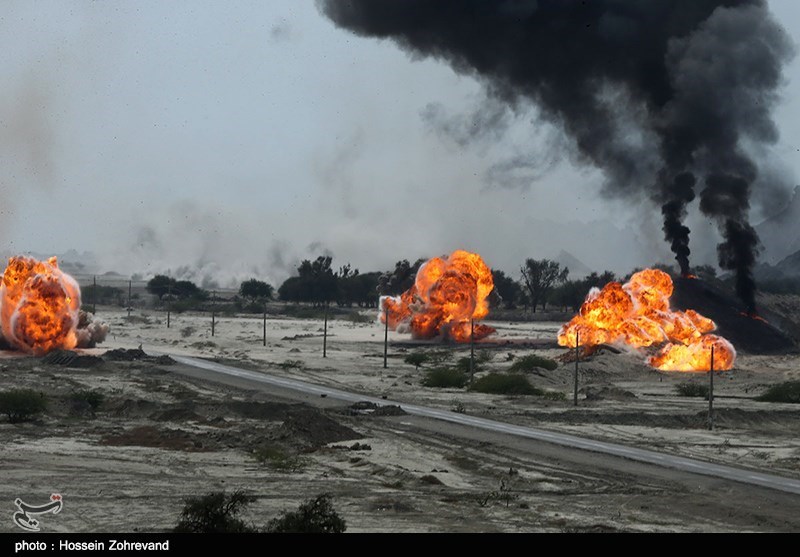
319;0;796;313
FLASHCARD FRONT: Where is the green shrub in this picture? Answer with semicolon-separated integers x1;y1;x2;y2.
345;311;373;323
542;390;567;401
266;493;346;533
427;350;454;365
508;354;558;373
278;305;329;319
277;359;304;370
675;383;710;399
469;373;542;396
422;367;469;388
174;490;258;533
404;352;430;369
0;389;47;423
69;389;105;414
757;381;800;403
252;445;307;472
453;351;494;374
453;357;474;374
476;350;494;365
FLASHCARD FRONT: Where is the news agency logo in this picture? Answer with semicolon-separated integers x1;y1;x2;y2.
12;494;63;531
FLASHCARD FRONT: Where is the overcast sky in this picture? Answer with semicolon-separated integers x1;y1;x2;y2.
1;1;798;287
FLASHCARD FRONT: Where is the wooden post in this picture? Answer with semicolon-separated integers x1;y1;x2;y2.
92;275;97;314
211;290;216;337
383;303;389;369
263;303;267;347
167;282;171;329
708;345;715;431
470;318;475;382
127;280;132;318
323;302;328;358
574;332;580;406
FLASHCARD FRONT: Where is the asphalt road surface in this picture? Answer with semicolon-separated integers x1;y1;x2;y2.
167;354;800;497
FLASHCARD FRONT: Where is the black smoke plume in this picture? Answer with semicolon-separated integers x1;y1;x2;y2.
319;0;794;311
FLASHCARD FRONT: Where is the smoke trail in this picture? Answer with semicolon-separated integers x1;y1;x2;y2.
319;0;794;310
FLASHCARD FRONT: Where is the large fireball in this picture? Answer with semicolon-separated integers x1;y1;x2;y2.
0;256;82;355
557;269;736;371
380;250;495;342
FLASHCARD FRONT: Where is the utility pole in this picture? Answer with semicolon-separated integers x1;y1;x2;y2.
211;290;216;337
92;275;97;314
323;302;328;358
708;345;715;431
574;332;580;407
263;303;267;347
127;280;132;318
383;303;389;369
469;318;475;382
166;282;171;329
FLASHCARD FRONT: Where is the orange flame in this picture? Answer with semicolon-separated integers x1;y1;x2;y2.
380;250;495;342
1;256;82;355
557;268;735;371
647;334;736;372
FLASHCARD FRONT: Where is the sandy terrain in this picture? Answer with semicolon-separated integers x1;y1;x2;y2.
2;306;800;533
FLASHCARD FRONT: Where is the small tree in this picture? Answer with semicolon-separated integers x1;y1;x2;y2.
174;490;258;533
520;259;569;313
492;269;522;309
404;352;430;370
266;493;346;533
0;389;47;423
146;275;173;300
173;280;204;300
239;279;274;305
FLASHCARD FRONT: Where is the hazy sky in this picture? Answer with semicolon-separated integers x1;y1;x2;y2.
1;1;798;287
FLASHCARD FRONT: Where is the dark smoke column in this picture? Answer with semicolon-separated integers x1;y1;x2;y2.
319;0;794;313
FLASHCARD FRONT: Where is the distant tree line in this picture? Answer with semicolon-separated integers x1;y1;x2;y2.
146;275;208;301
278;256;380;307
145;255;683;314
493;260;618;313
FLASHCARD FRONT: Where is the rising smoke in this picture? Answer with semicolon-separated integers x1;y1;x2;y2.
319;0;795;313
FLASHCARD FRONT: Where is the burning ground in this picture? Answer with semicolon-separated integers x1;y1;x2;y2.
2;304;800;532
557;269;737;371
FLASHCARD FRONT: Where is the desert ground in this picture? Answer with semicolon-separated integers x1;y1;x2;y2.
2;305;800;533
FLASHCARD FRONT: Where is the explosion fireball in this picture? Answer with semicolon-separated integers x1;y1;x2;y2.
557;269;735;372
1;256;82;355
379;250;495;342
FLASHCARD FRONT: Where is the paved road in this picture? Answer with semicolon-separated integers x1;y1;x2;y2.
169;354;800;497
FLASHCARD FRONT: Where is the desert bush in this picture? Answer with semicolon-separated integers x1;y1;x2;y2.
756;381;800;403
541;390;567;401
277;359;304;370
427;350;454;365
469;373;542;396
508;354;558;372
69;389;105;415
174;490;258;533
422;367;469;389
675;383;710;399
252;445;307;472
266;493;346;533
344;310;373;323
0;389;47;423
404;352;430;370
278;305;329;319
452;351;494;375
